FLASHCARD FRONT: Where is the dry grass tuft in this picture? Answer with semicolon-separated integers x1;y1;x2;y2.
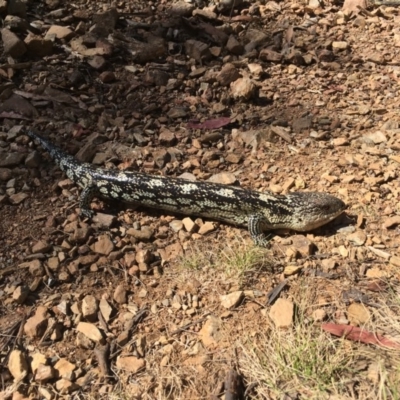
238;278;400;400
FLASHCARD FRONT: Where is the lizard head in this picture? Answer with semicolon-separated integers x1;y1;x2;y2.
285;192;346;231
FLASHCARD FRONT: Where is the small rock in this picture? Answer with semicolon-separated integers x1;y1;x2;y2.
365;131;386;144
99;71;115;83
199;316;223;348
182;217;198;233
53;358;76;380
76;322;103;343
35;364;55;383
126;226;154;241
167;107;188;119
32;240;52;253
321;259;337;271
45;25;75;40
169;220;184;232
159;129;177;146
27;259;44;277
91;234;114;255
291;235;315;257
347;303;370;326
225;153;242;164
220;291;243;309
24;306;48;338
332;41;348;50
283;265;302;276
216;63;240;86
269;298;294;328
365;267;387;278
347;231;366;246
312;309;327;322
86;55;106;70
225;35;243;55
169;1;195;16
12;285;29;304
31;352;47;373
0;168;12;180
81;295;99;322
207;172;237;185
390;256;400;268
230;77;257;100
153;149;169;169
367;362;381;384
9;192;29;205
24;151;41;167
113;284;127;304
198;221;215;235
99;299;113;322
259;48;282;62
70;226;90;244
25;33;53;57
383;216;400;229
332;137;349;146
1;28;26;57
116;356;146;374
8;349;28;381
76;332;95;349
136;249;152;264
184;39;211;61
92;213;116;228
55;378;79;394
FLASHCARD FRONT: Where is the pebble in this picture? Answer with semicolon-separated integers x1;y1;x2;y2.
169;220;184;232
76;322;103;343
32;240;52;254
199;316;223;348
207;172;237;185
9;192;29;204
81;295;99;322
383;216;400;229
291;235;315;257
230;77;257;100
365;267;387;278
347;303;370;326
8;349;28;380
99;299;113;322
182;217;198;233
332;137;349;146
31;352;47;374
113;284;127;304
220;291;243;309
91;234;114;255
347;231;367;246
198;221;215;235
24;306;48;338
269;298;294;328
35;364;55;383
12;285;29;304
116;356;146;374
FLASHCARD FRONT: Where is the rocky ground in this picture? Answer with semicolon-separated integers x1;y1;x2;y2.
1;0;400;399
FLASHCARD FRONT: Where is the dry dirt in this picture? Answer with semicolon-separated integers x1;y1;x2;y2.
1;0;400;399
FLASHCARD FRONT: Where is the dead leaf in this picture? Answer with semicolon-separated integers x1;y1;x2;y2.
322;323;400;349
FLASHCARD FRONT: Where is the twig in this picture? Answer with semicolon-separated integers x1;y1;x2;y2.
94;343;111;378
